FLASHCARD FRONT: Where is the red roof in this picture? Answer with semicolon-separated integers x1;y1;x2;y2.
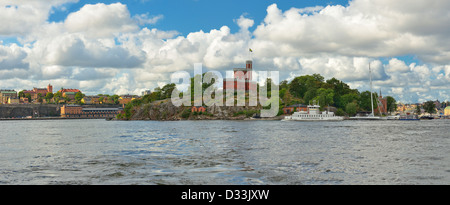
60;89;80;93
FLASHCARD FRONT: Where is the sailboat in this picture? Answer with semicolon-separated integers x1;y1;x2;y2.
350;63;385;120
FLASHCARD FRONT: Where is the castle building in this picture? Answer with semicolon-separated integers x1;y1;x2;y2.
223;60;257;92
23;84;53;101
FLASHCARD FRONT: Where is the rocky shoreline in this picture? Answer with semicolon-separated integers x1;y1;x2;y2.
118;99;283;121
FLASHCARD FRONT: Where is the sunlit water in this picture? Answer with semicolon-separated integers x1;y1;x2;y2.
0;119;449;185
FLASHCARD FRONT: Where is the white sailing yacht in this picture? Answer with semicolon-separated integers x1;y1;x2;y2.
350;63;384;120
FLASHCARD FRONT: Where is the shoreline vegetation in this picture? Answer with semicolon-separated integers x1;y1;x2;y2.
116;73;398;121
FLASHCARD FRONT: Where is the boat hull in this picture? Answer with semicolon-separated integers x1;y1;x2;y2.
283;117;344;121
349;116;386;120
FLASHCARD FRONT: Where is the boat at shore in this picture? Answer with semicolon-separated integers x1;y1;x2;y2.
350;63;384;120
349;115;386;120
399;114;420;121
419;116;434;120
283;104;344;121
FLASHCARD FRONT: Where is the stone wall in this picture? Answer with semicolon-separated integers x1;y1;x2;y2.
0;104;123;118
0;104;61;118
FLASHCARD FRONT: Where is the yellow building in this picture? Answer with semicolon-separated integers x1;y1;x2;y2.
82;96;101;104
445;106;450;116
8;97;20;104
0;90;17;104
119;95;138;105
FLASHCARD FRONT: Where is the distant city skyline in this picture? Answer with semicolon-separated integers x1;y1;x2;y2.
1;0;449;103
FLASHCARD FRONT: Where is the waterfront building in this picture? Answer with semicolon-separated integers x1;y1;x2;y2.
7;97;20;104
59;88;81;100
61;105;123;118
20;97;29;104
82;96;101;104
0;90;17;104
61;105;82;117
445;106;450;116
142;90;151;96
223;60;257;92
119;95;138;105
397;103;405;112
283;104;307;114
63;92;76;100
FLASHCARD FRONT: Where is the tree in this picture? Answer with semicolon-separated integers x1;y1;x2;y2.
338;92;359;108
25;93;32;102
112;95;120;104
313;88;334;107
289;75;320;98
386;96;397;113
346;102;358;116
415;104;421;115
423;101;436;115
45;92;54;103
279;80;288;90
161;83;176;99
359;91;378;112
75;92;84;104
37;93;43;103
303;88;317;105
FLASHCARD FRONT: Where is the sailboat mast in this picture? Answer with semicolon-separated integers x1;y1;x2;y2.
369;63;374;116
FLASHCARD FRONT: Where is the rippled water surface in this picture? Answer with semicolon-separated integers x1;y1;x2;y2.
0;119;449;184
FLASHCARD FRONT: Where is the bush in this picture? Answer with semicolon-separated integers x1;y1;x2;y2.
335;108;345;116
181;108;191;118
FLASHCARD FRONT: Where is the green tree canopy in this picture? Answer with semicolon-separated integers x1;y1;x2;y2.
346;102;358;116
423;101;436;115
386;96;397;113
359;91;378;112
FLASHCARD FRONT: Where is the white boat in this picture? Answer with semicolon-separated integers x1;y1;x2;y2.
283;104;344;121
386;115;400;120
350;115;385;120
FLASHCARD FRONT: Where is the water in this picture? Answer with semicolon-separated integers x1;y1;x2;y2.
0;119;449;185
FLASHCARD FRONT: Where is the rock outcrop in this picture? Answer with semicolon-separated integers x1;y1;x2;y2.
125;99;273;121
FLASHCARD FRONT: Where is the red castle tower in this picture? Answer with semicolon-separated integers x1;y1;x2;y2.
223;60;257;92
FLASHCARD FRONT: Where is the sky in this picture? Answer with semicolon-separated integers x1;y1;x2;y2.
0;0;449;103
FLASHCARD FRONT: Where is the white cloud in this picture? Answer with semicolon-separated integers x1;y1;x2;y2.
64;3;138;38
0;0;78;36
385;58;410;73
252;2;450;62
0;44;29;70
297;55;387;82
134;13;164;25
45;35;145;68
